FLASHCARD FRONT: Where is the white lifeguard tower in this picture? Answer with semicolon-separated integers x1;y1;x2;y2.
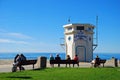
62;23;97;62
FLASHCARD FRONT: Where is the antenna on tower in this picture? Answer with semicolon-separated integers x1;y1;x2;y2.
68;16;71;23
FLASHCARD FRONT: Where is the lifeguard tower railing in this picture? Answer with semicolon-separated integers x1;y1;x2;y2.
60;38;98;51
60;38;65;50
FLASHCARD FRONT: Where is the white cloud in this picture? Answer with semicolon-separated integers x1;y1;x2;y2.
0;30;32;44
0;38;29;44
4;32;33;39
0;29;33;40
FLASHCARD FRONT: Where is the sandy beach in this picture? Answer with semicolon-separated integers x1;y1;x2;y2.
0;59;120;73
0;60;13;72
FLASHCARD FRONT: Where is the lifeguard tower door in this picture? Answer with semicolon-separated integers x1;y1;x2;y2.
76;46;86;61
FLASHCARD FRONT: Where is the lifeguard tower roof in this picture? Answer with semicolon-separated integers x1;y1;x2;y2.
63;23;95;28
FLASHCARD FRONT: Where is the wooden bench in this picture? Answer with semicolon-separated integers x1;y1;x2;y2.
99;59;106;67
91;59;106;67
18;60;37;69
50;60;79;67
12;59;37;72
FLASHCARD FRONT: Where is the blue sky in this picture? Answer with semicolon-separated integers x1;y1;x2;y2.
0;0;120;53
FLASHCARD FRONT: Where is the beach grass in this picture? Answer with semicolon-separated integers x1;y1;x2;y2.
0;67;120;80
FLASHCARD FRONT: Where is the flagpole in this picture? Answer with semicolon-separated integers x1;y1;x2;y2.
96;16;98;45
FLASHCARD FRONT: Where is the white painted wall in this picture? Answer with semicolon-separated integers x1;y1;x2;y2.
63;24;95;62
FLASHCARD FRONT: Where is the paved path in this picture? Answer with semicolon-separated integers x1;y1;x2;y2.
0;61;120;73
0;62;91;73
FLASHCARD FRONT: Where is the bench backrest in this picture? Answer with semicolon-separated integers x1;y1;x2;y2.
19;60;37;65
100;59;106;63
50;60;78;64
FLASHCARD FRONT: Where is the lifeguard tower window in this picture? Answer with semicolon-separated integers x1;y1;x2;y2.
77;26;84;30
67;27;72;31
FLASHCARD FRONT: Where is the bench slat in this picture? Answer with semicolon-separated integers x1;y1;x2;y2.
50;60;79;67
20;60;37;65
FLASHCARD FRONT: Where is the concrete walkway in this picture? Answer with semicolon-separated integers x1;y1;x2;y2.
0;62;92;73
0;59;120;73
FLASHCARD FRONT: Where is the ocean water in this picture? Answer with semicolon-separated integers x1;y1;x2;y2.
0;53;65;60
0;52;120;60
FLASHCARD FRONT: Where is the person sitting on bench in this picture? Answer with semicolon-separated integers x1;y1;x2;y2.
50;54;54;67
66;55;71;67
94;55;100;67
13;54;26;71
55;54;61;67
73;54;79;67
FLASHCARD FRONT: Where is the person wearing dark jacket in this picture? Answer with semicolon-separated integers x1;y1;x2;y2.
55;54;61;67
94;55;100;67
